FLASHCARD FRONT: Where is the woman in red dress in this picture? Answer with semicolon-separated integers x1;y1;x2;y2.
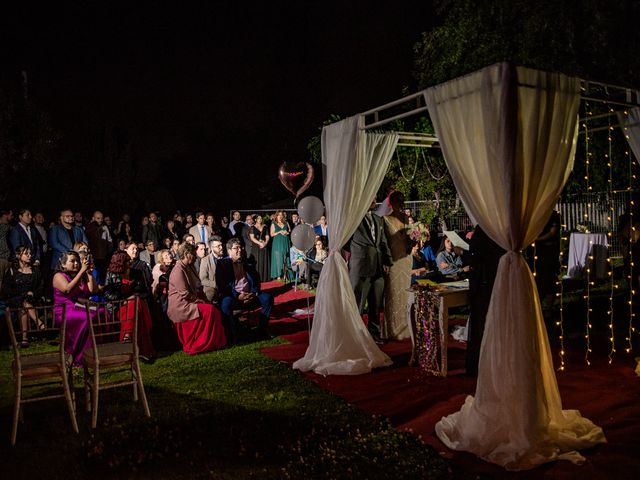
103;251;156;359
167;242;226;354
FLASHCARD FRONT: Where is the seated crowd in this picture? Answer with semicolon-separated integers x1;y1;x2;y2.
0;207;331;361
1;204;484;366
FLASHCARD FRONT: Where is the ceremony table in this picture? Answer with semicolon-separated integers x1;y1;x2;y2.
407;280;469;377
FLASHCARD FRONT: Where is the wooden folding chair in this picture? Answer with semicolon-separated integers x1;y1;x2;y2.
4;304;79;445
82;296;151;428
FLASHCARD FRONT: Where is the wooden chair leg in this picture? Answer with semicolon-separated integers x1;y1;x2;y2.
61;366;79;434
132;367;138;402
11;377;21;446
91;369;100;429
133;361;151;417
68;365;77;414
83;365;91;413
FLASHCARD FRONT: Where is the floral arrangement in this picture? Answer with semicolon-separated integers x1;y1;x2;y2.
406;222;430;243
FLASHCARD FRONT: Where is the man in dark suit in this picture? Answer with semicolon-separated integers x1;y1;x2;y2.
49;209;88;269
216;238;273;343
465;225;505;376
347;201;392;343
85;210;113;282
8;208;42;264
234;214;254;261
142;211;164;248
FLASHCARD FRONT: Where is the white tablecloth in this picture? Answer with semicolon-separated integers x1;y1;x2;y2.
567;232;609;279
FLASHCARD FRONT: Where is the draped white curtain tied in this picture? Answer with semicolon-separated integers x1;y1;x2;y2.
617;106;640;166
293;116;398;375
423;63;606;470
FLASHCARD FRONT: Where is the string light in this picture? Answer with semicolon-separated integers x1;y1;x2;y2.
557;220;566;371
606;106;616;364
623;113;637;352
583;104;593;365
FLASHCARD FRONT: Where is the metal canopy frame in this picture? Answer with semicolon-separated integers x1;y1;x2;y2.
359;74;640;144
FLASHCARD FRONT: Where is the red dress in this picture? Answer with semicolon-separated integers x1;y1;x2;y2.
120;278;156;358
168;260;226;355
174;303;226;355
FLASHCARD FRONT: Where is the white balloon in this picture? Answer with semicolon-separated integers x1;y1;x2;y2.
291;224;315;251
297;195;324;224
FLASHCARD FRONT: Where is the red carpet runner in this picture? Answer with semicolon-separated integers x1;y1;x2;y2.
260;281;640;479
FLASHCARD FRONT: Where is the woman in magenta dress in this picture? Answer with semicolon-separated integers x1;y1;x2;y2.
52;250;100;364
103;251;156;359
168;242;226;354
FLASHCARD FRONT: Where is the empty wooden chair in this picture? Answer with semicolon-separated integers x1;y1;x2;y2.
82;296;150;428
4;303;79;445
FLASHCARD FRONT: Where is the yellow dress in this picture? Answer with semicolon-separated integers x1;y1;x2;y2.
382;214;411;340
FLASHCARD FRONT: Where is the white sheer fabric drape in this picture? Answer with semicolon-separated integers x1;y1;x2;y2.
424;63;606;470
293;116;398;375
617;107;640;165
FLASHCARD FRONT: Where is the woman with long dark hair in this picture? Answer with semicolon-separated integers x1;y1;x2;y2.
436;235;470;276
5;246;45;347
52;250;99;364
103;251;155;359
249;214;270;282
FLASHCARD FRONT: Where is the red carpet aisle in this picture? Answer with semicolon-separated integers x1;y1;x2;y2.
260;281;640;480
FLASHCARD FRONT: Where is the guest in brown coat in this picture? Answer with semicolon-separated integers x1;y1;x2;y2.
167;242;226;354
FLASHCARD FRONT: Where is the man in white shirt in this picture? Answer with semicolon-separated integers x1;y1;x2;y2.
188;211;211;245
314;215;328;238
228;210;242;236
9;208;42;264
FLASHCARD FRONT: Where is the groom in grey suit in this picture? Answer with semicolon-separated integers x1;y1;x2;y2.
347;201;393;342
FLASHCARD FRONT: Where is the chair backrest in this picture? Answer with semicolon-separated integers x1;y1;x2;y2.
84;296;139;355
4;304;67;369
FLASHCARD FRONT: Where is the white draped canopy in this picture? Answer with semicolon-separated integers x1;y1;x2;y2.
423;62;606;470
292;116;397;375
293;62;608;470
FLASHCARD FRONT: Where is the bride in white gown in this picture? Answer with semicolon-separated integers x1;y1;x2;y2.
382;191;412;340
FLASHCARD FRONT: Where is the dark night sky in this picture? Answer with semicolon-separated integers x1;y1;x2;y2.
1;1;435;214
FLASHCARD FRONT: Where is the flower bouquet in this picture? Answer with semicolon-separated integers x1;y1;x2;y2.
406;222;430;243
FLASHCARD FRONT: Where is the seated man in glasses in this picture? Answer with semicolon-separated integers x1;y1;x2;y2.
215;238;273;342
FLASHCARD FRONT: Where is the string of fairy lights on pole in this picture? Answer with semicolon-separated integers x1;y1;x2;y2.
583;103;593;365
556;207;566;371
623;110;637;353
606;106;616;363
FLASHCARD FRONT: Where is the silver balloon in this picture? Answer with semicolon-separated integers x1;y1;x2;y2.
291;224;316;251
297;195;324;224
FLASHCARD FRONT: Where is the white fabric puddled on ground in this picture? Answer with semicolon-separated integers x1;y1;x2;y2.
293;116;397;375
424;62;606;470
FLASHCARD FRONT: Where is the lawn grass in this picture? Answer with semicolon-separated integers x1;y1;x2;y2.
0;337;459;479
